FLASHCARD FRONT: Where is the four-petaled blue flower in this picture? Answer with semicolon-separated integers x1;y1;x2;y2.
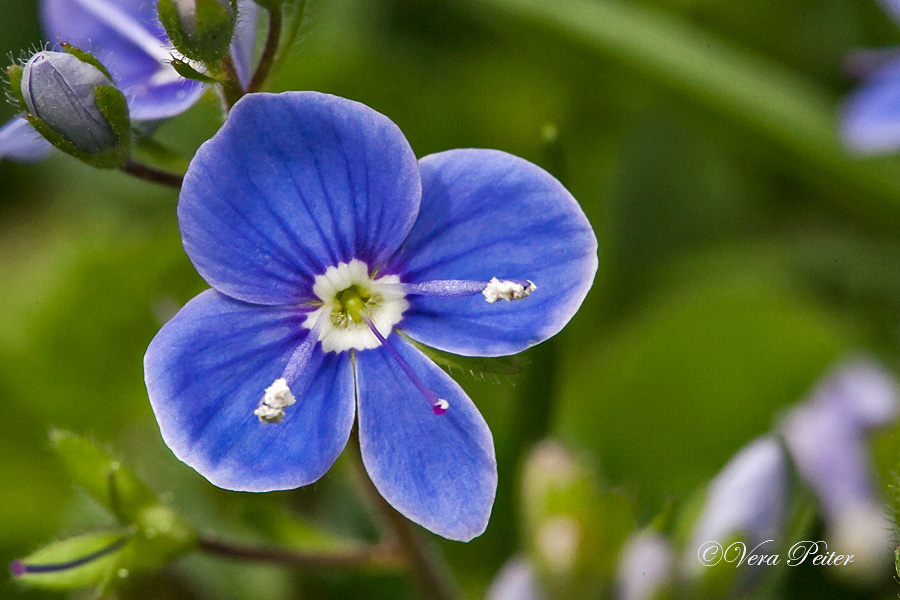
144;92;598;541
0;0;258;162
842;0;900;152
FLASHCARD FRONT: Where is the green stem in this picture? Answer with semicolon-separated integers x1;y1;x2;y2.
218;54;245;108
347;430;461;600
120;160;183;189
248;6;284;93
452;0;900;230
197;535;403;569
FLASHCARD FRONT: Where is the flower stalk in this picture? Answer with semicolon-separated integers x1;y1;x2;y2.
248;5;284;92
348;431;462;600
121;160;185;189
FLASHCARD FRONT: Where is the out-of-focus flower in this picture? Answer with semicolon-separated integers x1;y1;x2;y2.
780;359;899;582
143;92;598;541
614;531;674;600
684;436;789;576
1;0;258;162
486;557;545;600
841;1;900;153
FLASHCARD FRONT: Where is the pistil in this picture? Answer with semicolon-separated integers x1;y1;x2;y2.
361;316;449;416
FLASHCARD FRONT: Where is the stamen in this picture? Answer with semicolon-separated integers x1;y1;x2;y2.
400;278;536;302
10;535;129;577
362;316;449;416
482;278;537;303
255;323;320;424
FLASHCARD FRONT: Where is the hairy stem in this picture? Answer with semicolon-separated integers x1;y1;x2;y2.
197;535;403;569
248;6;284;93
348;431;461;600
218;54;245;108
121;160;183;189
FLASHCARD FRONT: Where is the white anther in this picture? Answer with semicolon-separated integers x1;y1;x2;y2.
435;398;449;411
482;278;537;303
254;378;296;424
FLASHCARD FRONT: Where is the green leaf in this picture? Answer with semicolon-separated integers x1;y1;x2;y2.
13;529;131;591
400;333;522;379
6;64;25;110
61;43;114;80
171;58;222;84
49;429;157;524
95;85;132;162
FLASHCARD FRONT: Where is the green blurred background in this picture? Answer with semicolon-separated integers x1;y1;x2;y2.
2;0;900;597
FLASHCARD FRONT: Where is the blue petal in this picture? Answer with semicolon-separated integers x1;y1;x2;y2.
356;335;497;541
842;56;900;153
42;0;205;121
144;290;355;491
0;118;53;162
179;92;422;305
394;149;597;356
232;0;260;89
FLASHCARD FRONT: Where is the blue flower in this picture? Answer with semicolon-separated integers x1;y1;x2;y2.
780;360;897;580
683;436;788;576
0;0;258;162
842;0;900;152
144;91;598;541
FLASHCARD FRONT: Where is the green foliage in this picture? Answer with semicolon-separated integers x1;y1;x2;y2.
13;530;131;592
10;431;198;594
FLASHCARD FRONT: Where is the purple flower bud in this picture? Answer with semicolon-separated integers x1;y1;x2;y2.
21;51;117;154
614;531;674;600
685;436;789;575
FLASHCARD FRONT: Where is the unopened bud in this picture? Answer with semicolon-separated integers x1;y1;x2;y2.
21;51;117;154
158;0;237;64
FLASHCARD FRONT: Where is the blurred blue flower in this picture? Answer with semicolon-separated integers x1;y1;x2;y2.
0;0;258;162
780;360;898;581
842;0;900;152
614;531;674;600
144;91;598;541
684;436;789;576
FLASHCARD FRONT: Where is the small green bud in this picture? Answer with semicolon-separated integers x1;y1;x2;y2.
16;48;131;168
158;0;237;63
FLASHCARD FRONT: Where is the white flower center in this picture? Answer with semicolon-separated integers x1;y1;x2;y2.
304;259;408;353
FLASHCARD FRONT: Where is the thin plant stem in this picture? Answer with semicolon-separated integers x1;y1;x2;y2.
197;535;403;569
248;6;284;93
121;160;183;189
218;54;245;108
347;430;461;600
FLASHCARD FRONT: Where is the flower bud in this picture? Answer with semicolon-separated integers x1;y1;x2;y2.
21;51;117;154
158;0;237;64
